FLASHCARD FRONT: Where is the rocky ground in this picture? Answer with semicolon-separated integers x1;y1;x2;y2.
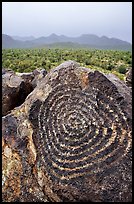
2;61;132;202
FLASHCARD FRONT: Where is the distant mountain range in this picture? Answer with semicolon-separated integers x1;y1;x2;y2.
12;35;36;41
2;33;132;51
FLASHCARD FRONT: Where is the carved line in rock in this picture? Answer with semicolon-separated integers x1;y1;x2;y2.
37;82;131;184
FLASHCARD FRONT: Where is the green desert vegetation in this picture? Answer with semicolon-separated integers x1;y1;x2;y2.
2;48;132;80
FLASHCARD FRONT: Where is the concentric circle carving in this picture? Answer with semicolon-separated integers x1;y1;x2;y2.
37;70;131;185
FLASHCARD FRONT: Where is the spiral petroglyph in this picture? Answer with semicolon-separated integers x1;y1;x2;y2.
28;61;132;202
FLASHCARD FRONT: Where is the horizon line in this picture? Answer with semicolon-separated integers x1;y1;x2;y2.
2;33;132;44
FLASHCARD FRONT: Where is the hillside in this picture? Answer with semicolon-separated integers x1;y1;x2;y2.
2;33;132;51
2;34;34;49
12;35;36;41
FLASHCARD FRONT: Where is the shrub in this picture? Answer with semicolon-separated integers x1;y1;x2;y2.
118;65;127;74
85;59;91;65
107;64;115;71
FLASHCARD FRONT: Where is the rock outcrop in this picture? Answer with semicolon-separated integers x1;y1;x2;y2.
2;68;47;116
2;61;132;202
2;71;34;116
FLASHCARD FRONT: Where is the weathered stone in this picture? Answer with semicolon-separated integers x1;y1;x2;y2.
2;68;15;75
2;61;132;202
2;68;47;116
32;68;47;88
125;68;132;88
2;112;48;202
2;71;34;116
16;71;34;83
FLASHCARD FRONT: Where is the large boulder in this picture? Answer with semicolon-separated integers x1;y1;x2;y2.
2;71;34;116
2;68;47;116
2;61;132;202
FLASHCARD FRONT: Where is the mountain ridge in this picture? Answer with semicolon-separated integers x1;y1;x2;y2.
12;35;36;41
2;33;132;51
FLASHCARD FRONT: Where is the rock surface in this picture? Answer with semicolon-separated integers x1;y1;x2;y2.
31;68;47;88
125;68;132;88
2;68;47;116
2;68;15;75
2;71;34;116
2;61;132;202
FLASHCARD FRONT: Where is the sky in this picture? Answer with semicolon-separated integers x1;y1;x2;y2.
2;2;132;43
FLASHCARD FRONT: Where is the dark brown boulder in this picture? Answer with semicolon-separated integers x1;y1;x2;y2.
2;61;132;202
2;68;47;116
2;71;34;116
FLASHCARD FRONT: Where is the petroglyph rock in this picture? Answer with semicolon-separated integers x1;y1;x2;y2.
2;61;132;202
